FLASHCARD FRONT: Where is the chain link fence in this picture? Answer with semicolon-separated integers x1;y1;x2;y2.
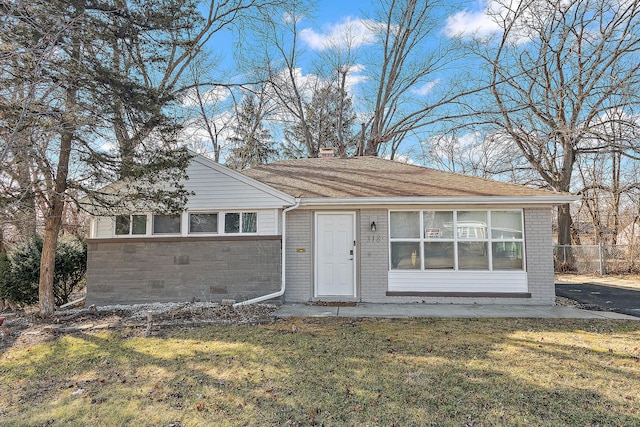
554;245;640;274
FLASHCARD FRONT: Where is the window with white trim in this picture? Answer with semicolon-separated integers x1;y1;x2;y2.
189;213;218;234
390;210;524;271
115;214;147;236
223;212;257;234
153;214;181;234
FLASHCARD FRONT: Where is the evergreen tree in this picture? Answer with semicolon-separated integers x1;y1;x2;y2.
226;94;276;169
283;82;358;158
1;0;200;314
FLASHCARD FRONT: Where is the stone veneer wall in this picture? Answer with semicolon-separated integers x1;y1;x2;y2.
86;236;281;305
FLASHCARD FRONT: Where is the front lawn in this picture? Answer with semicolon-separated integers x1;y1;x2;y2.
1;318;639;426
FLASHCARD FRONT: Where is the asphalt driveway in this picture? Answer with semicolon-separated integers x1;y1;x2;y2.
556;282;640;318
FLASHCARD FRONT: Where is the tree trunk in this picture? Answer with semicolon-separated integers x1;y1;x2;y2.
0;227;5;254
554;203;577;271
38;215;62;315
557;204;572;246
39;118;73;315
364;137;380;156
38;116;73;315
38;20;79;316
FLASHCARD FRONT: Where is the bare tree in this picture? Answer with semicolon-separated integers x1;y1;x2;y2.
425;131;531;181
181;59;235;162
361;0;471;157
575;110;640;244
105;0;287;176
473;0;640;246
252;1;320;157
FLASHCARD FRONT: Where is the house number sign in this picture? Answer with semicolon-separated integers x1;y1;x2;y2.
366;235;383;243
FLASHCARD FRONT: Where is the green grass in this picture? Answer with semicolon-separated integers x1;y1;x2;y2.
1;318;639;426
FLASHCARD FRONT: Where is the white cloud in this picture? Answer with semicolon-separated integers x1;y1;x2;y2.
444;9;502;39
300;17;381;51
179;111;235;155
271;67;321;102
412;79;441;96
444;0;575;44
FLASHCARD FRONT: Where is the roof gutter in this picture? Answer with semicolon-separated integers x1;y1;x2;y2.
233;198;301;307
297;195;579;207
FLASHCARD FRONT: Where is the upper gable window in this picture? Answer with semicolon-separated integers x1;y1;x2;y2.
115;214;147;236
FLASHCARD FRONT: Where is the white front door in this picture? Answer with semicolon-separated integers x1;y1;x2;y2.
316;213;356;297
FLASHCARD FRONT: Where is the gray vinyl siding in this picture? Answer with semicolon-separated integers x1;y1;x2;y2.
94;216;114;238
184;158;292;210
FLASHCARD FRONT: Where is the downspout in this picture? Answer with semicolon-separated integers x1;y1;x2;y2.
233;198;301;306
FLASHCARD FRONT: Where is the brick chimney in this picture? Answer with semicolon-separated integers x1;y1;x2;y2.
319;147;335;158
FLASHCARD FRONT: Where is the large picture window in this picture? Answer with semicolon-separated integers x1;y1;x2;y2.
390;210;524;271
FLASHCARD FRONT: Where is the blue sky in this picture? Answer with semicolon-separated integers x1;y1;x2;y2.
190;0;503;162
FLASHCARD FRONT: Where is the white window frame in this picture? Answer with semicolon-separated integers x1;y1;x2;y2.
188;211;219;235
389;209;525;272
152;213;182;235
221;211;258;235
114;214;149;237
113;211;261;237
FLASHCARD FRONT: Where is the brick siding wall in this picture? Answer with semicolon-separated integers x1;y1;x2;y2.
281;207;555;305
523;208;556;304
284;210;313;302
86;237;281;305
359;207;556;305
359;209;389;301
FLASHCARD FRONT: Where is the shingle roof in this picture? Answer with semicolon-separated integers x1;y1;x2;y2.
241;156;560;199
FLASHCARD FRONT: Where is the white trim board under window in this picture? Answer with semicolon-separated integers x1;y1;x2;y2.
389;209;525;272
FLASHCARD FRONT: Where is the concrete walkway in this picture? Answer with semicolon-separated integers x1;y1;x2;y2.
274;303;639;320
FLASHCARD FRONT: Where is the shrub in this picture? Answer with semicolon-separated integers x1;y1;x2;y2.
0;251;17;304
0;236;41;305
53;237;87;306
0;235;87;307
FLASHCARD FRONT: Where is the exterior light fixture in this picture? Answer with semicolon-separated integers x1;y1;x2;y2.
370;221;377;232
